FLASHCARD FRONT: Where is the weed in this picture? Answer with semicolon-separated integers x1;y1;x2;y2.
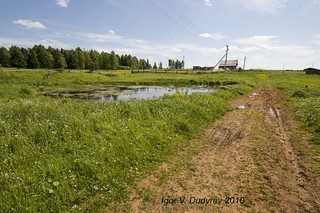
19;87;34;96
0;85;253;211
0;68;273;211
268;71;320;175
139;188;156;202
242;198;252;208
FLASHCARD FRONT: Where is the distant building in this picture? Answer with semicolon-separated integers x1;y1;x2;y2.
304;67;320;75
193;66;214;71
218;60;238;70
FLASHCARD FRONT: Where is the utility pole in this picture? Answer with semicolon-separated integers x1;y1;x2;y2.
224;45;229;71
243;56;247;70
183;55;185;69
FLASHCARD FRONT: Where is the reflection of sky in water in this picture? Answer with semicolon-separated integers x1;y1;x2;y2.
99;87;213;102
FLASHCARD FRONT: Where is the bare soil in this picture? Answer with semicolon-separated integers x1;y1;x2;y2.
110;86;320;212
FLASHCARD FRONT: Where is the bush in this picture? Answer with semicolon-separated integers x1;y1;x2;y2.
19;87;34;96
292;90;307;98
116;66;131;70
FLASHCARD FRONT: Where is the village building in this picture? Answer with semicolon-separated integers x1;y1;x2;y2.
192;66;214;71
218;60;238;70
304;67;320;75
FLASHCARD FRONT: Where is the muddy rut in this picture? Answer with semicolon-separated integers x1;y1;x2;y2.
112;86;320;212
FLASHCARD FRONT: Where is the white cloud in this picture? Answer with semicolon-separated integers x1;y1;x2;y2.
240;46;260;53
199;32;226;40
313;34;320;44
225;0;287;13
84;31;122;42
203;0;213;7
230;35;316;69
40;39;60;46
199;47;222;54
56;0;70;8
113;48;133;55
232;35;279;46
0;37;34;48
168;47;182;53
0;37;69;49
13;19;47;29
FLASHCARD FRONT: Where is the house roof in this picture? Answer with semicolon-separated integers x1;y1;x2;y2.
218;60;238;68
304;67;320;74
304;67;320;71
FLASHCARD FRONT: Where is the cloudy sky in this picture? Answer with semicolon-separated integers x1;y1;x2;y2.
1;0;320;69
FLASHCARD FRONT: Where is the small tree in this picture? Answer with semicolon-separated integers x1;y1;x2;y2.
27;50;40;68
54;51;67;70
130;57;139;70
110;51;119;70
0;47;11;67
99;52;110;70
153;62;157;70
9;46;27;68
34;45;53;68
75;47;85;69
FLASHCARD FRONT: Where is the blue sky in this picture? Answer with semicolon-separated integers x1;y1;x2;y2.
1;0;320;69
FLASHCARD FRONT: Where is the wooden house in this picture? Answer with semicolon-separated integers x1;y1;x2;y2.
304;68;320;75
218;60;238;70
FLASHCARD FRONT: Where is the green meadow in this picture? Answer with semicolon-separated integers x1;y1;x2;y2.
0;68;319;212
267;71;320;174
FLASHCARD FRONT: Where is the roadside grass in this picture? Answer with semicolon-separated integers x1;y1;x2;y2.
0;68;257;212
267;71;320;174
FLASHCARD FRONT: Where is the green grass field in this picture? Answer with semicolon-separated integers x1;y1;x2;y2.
267;71;320;174
0;68;319;212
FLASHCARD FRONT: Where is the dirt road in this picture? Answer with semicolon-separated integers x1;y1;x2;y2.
114;86;320;212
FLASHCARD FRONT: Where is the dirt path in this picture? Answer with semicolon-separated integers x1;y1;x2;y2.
113;86;320;212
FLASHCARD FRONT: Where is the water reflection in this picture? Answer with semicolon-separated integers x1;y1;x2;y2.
41;86;214;102
98;86;213;103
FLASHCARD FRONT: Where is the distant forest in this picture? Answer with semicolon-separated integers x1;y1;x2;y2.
0;45;184;70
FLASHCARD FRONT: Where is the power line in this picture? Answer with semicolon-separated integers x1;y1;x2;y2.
148;0;229;67
162;0;203;35
148;0;207;45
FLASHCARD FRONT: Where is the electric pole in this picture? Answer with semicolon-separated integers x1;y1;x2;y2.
224;45;229;71
183;55;185;69
243;56;247;70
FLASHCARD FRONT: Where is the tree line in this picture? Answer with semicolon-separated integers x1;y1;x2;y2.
168;59;184;69
0;45;186;71
0;45;150;71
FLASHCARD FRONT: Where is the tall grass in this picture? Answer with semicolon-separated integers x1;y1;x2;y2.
267;71;320;174
10;68;320;211
268;71;320;136
0;68;257;98
0;70;254;212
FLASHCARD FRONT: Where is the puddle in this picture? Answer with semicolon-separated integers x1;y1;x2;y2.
41;86;214;102
236;105;246;109
249;92;259;98
269;108;276;117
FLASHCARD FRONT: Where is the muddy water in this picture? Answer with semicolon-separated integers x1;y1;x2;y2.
41;86;214;102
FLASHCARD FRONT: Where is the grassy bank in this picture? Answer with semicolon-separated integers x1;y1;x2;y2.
0;68;256;212
0;68;256;98
267;71;320;174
